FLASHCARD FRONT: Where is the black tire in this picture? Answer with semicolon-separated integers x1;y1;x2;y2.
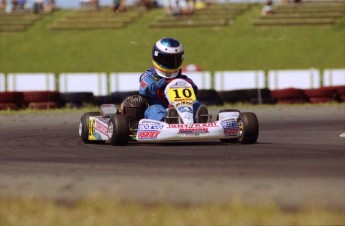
218;109;241;143
110;91;139;105
197;89;223;105
218;90;249;103
271;88;305;99
250;97;277;105
94;95;114;106
218;88;271;104
238;112;259;144
108;114;129;146
0;102;21;110
0;92;24;103
23;91;61;103
79;112;100;143
61;92;95;108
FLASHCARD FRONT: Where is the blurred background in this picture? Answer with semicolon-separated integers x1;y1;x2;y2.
0;0;344;109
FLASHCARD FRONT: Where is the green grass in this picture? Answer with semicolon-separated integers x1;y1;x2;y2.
0;5;344;74
1;198;344;226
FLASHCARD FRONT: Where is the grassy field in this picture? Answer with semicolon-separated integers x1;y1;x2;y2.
1;198;344;225
0;5;344;74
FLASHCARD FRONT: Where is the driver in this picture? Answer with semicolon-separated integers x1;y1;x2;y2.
139;37;208;123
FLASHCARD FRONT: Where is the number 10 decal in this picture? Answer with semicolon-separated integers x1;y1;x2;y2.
172;89;192;98
168;87;196;102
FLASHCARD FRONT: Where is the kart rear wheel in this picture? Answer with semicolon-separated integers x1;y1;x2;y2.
238;112;259;144
218;109;241;143
79;112;100;143
108;114;129;146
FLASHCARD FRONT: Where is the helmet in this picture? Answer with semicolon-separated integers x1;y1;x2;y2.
152;37;184;78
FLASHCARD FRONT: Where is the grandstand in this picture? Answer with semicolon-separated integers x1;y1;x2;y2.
253;1;345;26
0;11;48;32
0;1;344;72
150;3;250;28
48;7;142;30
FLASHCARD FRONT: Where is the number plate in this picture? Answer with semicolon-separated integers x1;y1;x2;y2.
167;87;196;102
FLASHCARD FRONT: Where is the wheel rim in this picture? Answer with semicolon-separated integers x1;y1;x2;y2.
238;120;243;137
108;122;114;138
79;121;83;137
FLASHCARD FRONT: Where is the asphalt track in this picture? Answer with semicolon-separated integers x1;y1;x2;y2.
0;105;344;209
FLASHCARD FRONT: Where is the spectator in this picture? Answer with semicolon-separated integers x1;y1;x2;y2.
166;0;194;16
33;0;43;14
139;0;157;11
80;0;91;10
11;0;18;11
203;0;215;5
0;0;7;11
45;0;56;12
91;0;99;10
195;0;207;10
112;0;126;12
112;0;119;11
261;0;274;16
17;0;25;9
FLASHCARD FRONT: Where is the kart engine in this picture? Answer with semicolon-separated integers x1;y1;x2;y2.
120;95;148;129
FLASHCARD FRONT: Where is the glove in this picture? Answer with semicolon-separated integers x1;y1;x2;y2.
156;79;167;92
156;79;168;103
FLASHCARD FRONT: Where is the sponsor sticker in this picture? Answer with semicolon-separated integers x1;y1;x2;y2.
170;81;187;88
95;121;108;136
224;129;238;136
178;106;193;113
221;120;238;129
167;87;196;102
140;79;148;90
138;123;164;131
175;101;193;107
137;131;160;139
88;118;96;140
178;127;209;135
168;122;217;128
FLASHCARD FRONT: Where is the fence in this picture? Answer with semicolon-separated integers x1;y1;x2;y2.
214;70;265;91
323;69;345;86
0;68;344;94
268;69;320;90
59;73;108;96
7;73;56;91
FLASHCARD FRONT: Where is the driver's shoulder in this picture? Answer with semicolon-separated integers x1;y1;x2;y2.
141;69;160;81
177;73;188;79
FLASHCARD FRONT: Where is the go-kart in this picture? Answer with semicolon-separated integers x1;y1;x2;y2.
79;78;259;145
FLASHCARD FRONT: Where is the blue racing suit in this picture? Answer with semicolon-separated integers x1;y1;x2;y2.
139;66;201;121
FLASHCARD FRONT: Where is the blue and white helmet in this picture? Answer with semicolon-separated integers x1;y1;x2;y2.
152;37;184;78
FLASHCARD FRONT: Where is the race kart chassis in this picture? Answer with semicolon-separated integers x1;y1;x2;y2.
80;78;258;145
79;101;259;146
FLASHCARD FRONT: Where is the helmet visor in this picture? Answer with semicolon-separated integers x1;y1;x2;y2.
154;51;184;70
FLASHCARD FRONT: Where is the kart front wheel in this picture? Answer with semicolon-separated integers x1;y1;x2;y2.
108;114;129;146
79;112;100;143
238;112;259;144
